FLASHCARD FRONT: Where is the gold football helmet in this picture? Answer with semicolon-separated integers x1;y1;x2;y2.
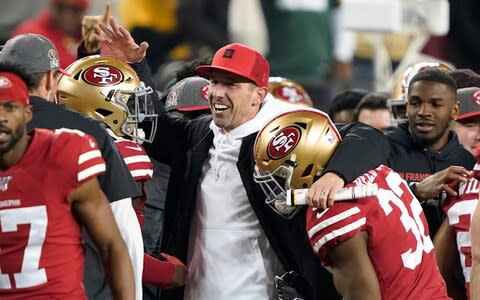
57;55;157;143
253;109;341;218
389;61;454;124
268;77;313;107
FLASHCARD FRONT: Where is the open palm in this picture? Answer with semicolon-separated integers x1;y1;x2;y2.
99;17;149;63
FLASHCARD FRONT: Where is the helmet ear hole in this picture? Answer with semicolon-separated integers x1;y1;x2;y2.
73;70;82;80
95;108;113;117
301;164;314;177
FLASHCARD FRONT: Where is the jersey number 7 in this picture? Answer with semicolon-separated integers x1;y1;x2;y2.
0;206;48;288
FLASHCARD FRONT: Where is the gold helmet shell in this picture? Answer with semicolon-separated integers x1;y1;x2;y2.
253;109;341;217
57;55;157;142
268;77;313;107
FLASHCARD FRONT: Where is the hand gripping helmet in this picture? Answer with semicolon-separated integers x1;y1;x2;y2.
268;77;314;107
389;61;454;124
57;55;158;143
253;109;341;218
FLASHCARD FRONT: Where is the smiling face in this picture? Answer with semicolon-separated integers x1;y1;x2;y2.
406;80;459;150
208;70;267;132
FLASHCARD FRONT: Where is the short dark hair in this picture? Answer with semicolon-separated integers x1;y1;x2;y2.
448;68;480;88
354;92;389;121
0;62;36;91
328;88;370;120
176;56;212;82
408;68;457;97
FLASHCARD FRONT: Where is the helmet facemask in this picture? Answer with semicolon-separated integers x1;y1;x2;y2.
254;154;300;219
119;85;158;143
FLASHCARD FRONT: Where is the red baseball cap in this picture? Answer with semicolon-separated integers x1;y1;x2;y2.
196;43;269;88
0;72;29;107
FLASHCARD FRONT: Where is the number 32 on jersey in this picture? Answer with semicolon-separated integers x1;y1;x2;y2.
378;172;434;270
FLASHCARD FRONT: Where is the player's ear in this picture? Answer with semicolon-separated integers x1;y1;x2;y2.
252;86;267;107
24;105;32;123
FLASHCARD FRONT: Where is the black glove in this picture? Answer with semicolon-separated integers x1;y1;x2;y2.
275;271;305;300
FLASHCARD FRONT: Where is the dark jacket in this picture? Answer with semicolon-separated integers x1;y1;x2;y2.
142;108;389;300
386;122;476;236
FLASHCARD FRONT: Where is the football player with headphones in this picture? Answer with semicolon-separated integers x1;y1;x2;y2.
57;55;188;293
253;109;451;300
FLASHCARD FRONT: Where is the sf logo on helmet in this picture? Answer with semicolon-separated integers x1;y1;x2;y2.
276;86;304;104
83;65;123;86
267;127;301;159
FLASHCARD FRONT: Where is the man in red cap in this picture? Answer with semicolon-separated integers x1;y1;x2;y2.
12;0;89;68
94;13;389;299
0;63;135;299
110;39;389;299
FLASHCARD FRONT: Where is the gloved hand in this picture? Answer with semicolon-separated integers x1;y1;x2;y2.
142;252;188;289
159;253;188;289
81;2;110;53
275;271;305;300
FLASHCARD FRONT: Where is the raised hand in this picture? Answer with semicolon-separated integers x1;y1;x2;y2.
98;17;149;63
81;2;111;53
415;166;473;200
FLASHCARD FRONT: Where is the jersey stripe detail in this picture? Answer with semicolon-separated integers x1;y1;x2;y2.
124;155;152;164
78;149;102;165
308;206;361;238
78;164;106;182
131;169;154;178
313;217;366;253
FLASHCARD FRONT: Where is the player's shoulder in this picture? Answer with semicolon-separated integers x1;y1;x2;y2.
444;176;480;213
114;138;148;156
54;103;111;140
30;98;111;145
49;128;99;154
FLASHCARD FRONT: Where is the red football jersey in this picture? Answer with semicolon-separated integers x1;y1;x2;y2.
114;138;153;182
0;128;105;299
443;162;480;298
307;165;450;300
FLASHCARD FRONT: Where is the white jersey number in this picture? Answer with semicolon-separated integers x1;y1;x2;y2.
0;206;48;288
447;199;477;282
377;171;434;270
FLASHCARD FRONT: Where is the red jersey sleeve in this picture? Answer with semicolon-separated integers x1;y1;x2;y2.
114;139;153;181
307;202;368;267
52;128;106;187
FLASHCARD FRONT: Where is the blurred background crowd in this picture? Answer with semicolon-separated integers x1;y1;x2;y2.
2;0;478;112
2;1;480;300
